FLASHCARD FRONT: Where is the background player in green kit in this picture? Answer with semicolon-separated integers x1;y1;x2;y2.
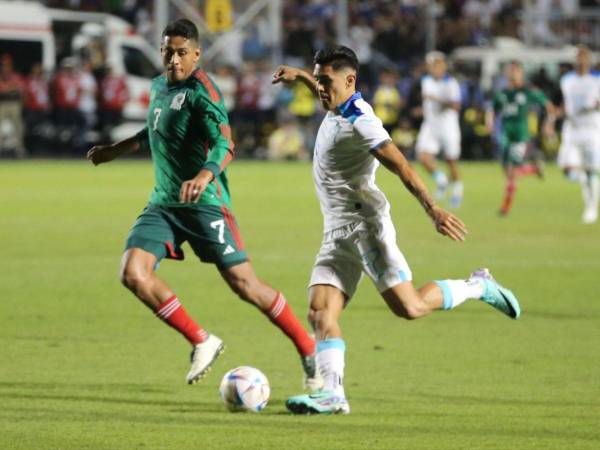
86;19;320;389
486;61;556;216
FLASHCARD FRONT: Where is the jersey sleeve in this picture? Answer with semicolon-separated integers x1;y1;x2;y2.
193;81;235;178
527;88;548;106
449;78;461;103
351;100;392;151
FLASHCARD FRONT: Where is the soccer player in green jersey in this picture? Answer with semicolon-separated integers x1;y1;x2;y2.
486;61;556;216
86;19;320;389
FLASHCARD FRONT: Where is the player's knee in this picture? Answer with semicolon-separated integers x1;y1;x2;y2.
228;275;257;302
119;263;149;290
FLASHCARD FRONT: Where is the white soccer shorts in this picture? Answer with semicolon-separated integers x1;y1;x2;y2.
416;121;461;160
558;124;600;171
309;216;412;300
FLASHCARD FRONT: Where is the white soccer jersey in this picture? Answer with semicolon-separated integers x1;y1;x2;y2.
560;71;600;129
313;92;392;231
421;74;461;126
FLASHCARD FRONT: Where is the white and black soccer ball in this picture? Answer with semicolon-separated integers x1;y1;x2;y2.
219;366;270;412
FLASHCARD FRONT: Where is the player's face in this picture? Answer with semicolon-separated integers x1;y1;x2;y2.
576;48;591;71
429;59;446;79
506;64;524;87
313;64;356;111
162;35;201;83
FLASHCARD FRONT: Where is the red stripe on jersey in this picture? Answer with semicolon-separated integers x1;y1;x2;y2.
221;206;245;250
218;124;235;170
193;70;220;103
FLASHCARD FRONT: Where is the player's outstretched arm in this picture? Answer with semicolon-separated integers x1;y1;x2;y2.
373;141;468;242
542;100;557;137
271;65;319;97
86;131;144;166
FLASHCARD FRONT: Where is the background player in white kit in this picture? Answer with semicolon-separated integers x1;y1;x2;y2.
272;45;521;415
557;45;600;224
416;51;463;208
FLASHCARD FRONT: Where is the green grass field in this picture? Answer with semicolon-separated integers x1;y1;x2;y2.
1;160;599;450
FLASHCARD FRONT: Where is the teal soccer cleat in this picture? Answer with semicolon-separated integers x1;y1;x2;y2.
470;268;521;319
286;391;350;415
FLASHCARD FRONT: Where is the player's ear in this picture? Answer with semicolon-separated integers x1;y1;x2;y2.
346;72;356;88
194;45;201;63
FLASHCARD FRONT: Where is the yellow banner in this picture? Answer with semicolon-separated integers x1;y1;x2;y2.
206;0;233;33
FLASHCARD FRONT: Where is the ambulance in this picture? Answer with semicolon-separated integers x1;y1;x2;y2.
0;1;161;128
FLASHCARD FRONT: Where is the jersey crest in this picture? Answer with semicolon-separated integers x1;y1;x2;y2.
170;92;186;110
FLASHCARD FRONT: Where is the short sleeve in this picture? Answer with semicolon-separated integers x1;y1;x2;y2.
353;112;392;151
449;78;461;103
528;88;548;106
421;77;433;97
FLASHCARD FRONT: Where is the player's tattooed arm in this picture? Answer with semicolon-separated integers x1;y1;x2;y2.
86;129;144;165
373;141;468;242
271;65;319;97
542;101;557;137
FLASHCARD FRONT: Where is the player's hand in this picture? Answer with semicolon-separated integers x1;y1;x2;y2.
86;145;117;165
179;170;214;204
428;205;468;242
272;65;300;85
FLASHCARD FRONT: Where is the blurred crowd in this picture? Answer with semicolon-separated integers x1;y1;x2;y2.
1;0;598;159
0;54;128;157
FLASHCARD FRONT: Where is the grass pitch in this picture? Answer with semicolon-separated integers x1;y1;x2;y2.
1;160;599;450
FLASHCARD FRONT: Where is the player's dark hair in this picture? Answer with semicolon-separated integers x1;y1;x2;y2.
162;19;199;43
314;45;359;72
508;59;522;68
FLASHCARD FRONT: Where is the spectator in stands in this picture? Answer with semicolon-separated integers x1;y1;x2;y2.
51;57;82;150
234;61;262;155
23;62;50;154
257;59;279;152
0;53;25;158
78;59;98;146
373;69;403;133
99;64;128;138
267;115;308;161
287;74;317;150
210;65;237;113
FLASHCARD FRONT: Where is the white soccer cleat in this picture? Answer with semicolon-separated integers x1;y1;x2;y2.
186;334;225;385
582;208;598;224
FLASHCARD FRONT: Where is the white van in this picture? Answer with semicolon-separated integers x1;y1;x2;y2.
0;1;161;125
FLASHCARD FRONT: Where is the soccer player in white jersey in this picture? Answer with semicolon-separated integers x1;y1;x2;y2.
557;45;600;224
416;51;463;207
272;45;521;415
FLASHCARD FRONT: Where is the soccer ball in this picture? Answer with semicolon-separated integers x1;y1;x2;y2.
219;366;270;412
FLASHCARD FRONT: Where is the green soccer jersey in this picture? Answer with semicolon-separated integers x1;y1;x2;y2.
493;87;548;143
136;69;234;209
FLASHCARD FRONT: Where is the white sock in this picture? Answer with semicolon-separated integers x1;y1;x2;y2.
435;279;484;310
433;170;448;188
316;338;346;397
450;181;464;199
567;168;584;183
589;173;599;212
579;171;592;208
